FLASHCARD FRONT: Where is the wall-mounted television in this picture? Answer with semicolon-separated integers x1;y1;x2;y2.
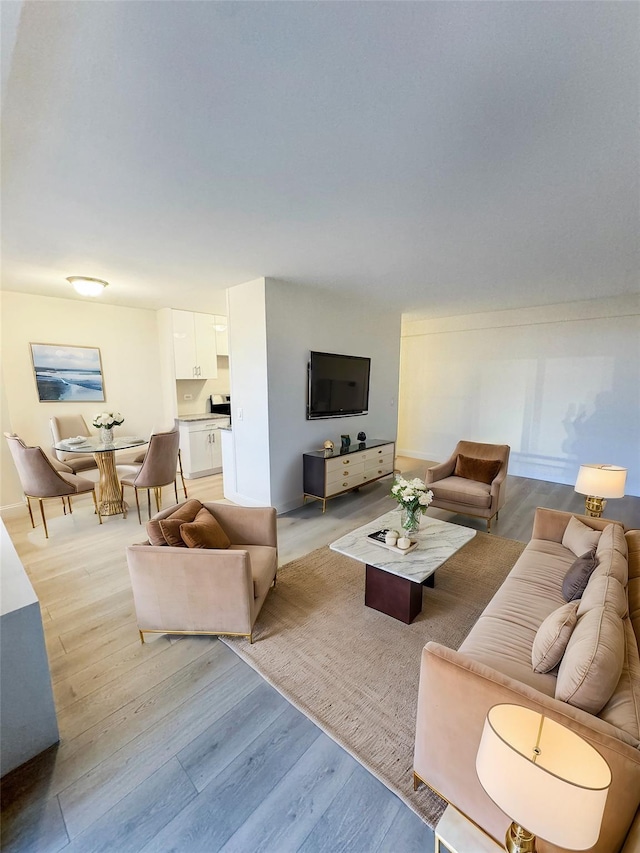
307;351;371;420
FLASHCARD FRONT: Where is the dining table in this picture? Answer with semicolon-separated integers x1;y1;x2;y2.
53;435;148;516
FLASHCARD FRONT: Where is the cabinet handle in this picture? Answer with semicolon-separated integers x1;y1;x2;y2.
342;459;349;465
377;449;382;454
342;482;349;487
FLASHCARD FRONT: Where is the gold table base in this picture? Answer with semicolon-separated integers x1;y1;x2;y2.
95;450;127;516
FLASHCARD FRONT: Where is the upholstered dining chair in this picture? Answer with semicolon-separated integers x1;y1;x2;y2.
119;426;181;523
425;440;510;532
4;433;102;538
49;414;98;474
129;420;188;499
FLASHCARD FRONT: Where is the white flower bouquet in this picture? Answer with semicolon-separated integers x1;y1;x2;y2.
390;476;434;532
92;411;124;429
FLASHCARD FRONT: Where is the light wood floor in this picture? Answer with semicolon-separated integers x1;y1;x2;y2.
1;460;639;852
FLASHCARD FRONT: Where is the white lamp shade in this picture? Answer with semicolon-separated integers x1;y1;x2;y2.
575;464;627;499
476;704;611;850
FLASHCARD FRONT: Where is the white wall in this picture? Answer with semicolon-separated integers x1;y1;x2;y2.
398;295;640;496
226;278;401;512
1;291;166;506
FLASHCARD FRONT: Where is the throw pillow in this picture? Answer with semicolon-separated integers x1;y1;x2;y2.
531;602;579;673
556;606;625;714
180;507;232;550
147;498;202;546
562;546;598;601
453;454;502;485
561;515;602;558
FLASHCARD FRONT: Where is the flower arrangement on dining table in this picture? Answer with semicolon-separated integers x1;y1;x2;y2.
390;476;434;534
92;411;124;430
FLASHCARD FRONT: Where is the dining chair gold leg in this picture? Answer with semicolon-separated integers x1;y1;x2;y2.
38;499;49;539
174;479;179;504
25;495;35;528
154;487;161;513
146;489;151;520
135;488;142;524
62;497;67;515
92;490;103;525
68;496;73;514
178;449;188;499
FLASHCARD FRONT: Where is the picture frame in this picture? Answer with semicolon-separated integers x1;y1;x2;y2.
30;343;105;402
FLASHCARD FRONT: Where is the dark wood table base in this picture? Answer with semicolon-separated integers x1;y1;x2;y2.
365;564;435;624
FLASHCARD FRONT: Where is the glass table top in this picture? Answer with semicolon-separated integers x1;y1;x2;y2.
54;435;148;453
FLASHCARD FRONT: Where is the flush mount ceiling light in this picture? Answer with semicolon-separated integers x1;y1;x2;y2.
66;276;109;297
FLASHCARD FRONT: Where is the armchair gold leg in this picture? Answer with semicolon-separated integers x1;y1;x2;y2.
413;772;422;791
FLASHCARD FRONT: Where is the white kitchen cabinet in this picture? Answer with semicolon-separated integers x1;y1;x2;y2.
178;418;229;478
214;315;229;356
172;310;218;379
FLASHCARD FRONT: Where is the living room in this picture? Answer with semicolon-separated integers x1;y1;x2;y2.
1;2;639;852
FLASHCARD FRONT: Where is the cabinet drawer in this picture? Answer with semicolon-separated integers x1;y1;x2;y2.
363;460;394;479
326;464;364;488
360;444;394;463
364;451;394;473
325;456;365;476
326;476;360;497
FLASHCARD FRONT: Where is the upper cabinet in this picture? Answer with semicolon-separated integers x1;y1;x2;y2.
214;315;229;357
172;310;218;379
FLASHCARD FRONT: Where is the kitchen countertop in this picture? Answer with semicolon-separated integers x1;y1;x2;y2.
177;413;230;422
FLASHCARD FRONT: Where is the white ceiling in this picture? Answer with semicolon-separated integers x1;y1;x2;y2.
1;1;638;317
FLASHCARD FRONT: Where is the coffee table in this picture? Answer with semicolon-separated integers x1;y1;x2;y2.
330;510;476;623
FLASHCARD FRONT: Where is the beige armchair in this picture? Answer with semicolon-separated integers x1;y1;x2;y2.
126;501;278;643
426;440;510;532
5;433;102;538
49;414;98;474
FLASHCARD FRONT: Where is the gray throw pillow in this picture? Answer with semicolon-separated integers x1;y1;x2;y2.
562;546;598;601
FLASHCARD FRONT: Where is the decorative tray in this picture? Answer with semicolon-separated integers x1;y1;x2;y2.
367;530;418;555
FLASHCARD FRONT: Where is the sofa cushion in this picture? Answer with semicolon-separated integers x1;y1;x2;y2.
562;546;598;601
180;507;231;550
591;524;629;587
429;476;492;509
556;606;625;713
578;575;628;619
150;499;203;546
454;454;501;485
532;601;580;673
598;617;640;740
562;515;602;558
229;544;277;600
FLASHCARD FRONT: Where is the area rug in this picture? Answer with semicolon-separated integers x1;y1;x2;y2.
221;531;526;828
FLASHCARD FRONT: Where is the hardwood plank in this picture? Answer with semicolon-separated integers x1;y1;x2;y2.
57;658;262;838
139;705;320;853
218;735;358;853
0;790;69;853
378;798;435;852
297;763;403;853
177;679;290;792
62;758;196;853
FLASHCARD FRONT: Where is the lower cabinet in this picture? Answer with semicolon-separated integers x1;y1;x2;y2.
178;419;229;478
303;440;395;511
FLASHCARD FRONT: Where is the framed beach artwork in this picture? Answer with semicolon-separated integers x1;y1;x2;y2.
30;343;105;402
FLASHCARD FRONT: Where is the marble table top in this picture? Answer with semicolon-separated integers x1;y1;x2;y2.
330;509;476;584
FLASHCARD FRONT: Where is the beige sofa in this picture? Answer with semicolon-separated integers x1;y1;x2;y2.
414;508;640;853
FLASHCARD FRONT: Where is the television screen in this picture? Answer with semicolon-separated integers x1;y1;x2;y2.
307;351;371;419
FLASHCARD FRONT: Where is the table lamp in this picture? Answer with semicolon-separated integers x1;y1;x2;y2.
476;704;611;853
574;464;627;517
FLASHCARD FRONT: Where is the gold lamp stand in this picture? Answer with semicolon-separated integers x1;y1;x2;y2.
505;822;536;853
583;495;606;518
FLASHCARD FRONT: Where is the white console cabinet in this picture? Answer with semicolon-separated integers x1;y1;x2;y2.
178;418;229;478
172;310;218;379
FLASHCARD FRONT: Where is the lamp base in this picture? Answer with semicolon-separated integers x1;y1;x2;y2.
505;822;536;853
584;495;606;518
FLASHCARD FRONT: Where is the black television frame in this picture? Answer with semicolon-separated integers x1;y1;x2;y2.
306;351;371;420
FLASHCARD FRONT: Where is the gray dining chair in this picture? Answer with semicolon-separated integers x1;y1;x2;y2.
119;427;181;523
4;433;102;538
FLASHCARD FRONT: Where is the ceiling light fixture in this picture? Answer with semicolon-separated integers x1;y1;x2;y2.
66;276;109;297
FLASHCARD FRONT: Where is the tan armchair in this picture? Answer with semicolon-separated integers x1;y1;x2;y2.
426;440;510;532
49;414;97;474
5;433;102;538
126;501;278;643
